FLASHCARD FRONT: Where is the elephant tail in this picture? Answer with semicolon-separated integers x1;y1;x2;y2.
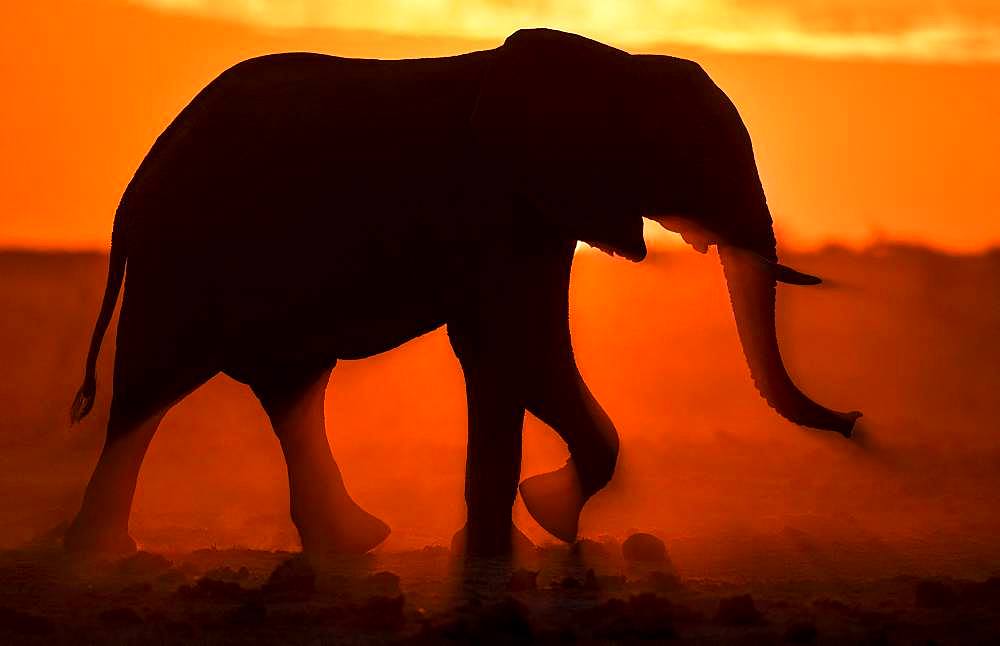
70;211;128;425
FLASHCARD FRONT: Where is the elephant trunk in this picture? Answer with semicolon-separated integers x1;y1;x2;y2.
718;243;860;437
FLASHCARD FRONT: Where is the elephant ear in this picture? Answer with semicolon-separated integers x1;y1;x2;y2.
472;29;646;261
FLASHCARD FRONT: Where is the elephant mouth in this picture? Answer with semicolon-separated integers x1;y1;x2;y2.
585;239;647;262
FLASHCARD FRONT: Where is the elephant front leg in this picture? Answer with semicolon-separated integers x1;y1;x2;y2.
252;366;389;556
449;333;535;557
520;364;620;543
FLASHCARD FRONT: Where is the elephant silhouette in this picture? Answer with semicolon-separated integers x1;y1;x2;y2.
67;29;860;557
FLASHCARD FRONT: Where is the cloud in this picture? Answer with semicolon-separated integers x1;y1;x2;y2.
131;0;1000;61
731;0;999;34
721;0;1000;59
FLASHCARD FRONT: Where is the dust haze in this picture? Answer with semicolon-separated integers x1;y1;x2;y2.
2;244;998;580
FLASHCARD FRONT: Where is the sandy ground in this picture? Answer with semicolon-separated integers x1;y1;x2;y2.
2;538;999;645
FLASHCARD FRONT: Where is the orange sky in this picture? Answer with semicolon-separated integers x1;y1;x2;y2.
1;0;998;251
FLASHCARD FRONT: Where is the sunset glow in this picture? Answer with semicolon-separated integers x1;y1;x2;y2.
1;1;998;251
135;0;1000;61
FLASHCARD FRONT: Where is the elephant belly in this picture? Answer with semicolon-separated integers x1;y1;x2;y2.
325;311;446;360
214;251;464;380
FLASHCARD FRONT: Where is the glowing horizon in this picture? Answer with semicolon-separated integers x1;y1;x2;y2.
2;0;998;252
133;0;1000;62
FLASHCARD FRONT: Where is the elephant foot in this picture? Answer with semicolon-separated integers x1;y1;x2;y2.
296;500;390;556
519;464;585;543
63;520;137;556
451;522;536;558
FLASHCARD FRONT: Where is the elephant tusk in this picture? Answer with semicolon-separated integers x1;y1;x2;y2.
743;250;823;285
772;263;822;286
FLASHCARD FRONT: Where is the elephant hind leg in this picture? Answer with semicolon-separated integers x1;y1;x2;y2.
250;366;389;556
64;411;164;554
65;341;217;555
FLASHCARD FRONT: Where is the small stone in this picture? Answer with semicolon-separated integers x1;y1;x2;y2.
596;534;622;553
622;533;668;563
262;556;315;600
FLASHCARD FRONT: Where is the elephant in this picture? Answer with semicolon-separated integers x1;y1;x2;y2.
66;28;860;558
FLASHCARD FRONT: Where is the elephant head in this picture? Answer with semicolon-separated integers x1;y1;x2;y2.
472;28;861;437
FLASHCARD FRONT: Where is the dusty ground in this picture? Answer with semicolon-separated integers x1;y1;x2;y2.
2;538;999;645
